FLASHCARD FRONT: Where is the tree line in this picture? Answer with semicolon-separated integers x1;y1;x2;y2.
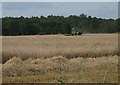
2;14;119;36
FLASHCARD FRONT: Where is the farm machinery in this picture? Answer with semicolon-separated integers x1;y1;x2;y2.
71;28;82;36
64;28;82;36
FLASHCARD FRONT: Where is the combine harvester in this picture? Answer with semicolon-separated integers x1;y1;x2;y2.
71;28;82;36
65;28;82;36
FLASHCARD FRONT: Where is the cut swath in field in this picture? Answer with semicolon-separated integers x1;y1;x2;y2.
2;55;118;83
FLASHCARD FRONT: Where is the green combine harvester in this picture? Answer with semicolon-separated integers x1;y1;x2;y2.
71;28;82;36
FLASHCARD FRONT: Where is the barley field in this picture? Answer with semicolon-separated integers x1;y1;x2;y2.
2;34;119;83
2;34;118;63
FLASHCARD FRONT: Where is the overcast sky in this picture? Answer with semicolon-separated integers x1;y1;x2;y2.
1;0;119;2
2;2;118;19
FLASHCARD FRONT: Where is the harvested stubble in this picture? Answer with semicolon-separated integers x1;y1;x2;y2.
2;34;118;63
2;55;118;83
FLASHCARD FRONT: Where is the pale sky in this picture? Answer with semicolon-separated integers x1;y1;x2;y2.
1;0;120;2
2;2;118;19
